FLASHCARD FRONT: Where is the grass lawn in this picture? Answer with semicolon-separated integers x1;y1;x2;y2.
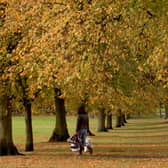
1;116;168;168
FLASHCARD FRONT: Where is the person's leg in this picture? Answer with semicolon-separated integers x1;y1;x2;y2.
81;129;87;146
77;130;84;155
78;129;87;146
77;129;87;154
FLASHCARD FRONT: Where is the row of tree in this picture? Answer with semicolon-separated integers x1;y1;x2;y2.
0;0;167;156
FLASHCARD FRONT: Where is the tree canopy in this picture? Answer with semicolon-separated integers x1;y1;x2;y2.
0;0;167;115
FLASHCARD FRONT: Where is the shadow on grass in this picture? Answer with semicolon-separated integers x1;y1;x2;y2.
91;153;168;159
116;125;168;131
94;134;168;139
29;144;168;160
29;151;168;159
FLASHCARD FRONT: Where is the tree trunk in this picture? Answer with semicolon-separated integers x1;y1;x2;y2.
0;94;20;156
165;104;168;119
106;114;113;129
97;108;107;132
159;102;162;118
122;114;127;123
116;109;123;127
87;111;95;136
126;114;131;120
87;129;95;136
87;113;95;136
49;89;69;142
87;110;95;136
160;107;162;118
24;99;34;151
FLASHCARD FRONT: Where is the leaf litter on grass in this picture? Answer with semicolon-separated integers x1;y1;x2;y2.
1;119;168;168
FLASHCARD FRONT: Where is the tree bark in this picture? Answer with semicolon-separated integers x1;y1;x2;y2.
116;109;123;127
0;94;20;156
87;113;95;136
24;99;34;151
159;102;162;118
49;89;69;142
106;114;113;129
97;108;107;132
122;114;127;123
165;104;168;119
126;114;131;120
17;76;34;151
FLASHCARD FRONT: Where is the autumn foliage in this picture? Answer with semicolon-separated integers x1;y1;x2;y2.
0;0;167;113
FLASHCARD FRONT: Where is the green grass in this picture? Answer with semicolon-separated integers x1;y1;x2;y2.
13;116;168;144
13;116;96;143
4;116;168;168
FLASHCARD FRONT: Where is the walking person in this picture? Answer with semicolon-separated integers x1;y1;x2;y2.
76;105;93;154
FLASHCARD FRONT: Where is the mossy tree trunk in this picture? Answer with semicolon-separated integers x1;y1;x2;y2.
49;88;69;142
0;94;20;156
97;108;107;132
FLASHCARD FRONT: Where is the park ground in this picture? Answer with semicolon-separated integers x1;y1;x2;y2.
1;117;168;168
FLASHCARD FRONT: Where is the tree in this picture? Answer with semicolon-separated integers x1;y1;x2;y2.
116;109;123;128
49;88;69;142
0;88;20;155
0;0;71;143
165;104;168;119
55;0;167;125
0;1;167;152
106;112;113;130
0;2;21;156
97;108;107;132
